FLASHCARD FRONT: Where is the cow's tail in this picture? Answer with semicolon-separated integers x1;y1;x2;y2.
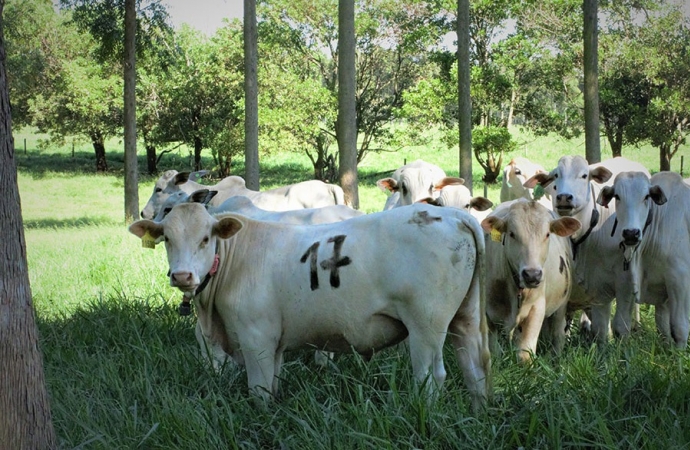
464;213;491;401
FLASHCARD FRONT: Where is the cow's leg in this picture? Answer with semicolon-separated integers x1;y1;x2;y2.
668;282;690;348
543;303;568;355
588;302;612;344
242;340;279;401
515;299;546;363
448;285;490;411
612;283;636;338
655;301;672;343
404;324;447;399
195;322;231;371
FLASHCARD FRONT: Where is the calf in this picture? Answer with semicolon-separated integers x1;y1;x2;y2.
481;200;580;361
377;160;451;208
130;203;490;408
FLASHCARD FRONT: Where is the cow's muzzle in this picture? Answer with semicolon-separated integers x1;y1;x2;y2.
621;228;641;246
521;268;543;289
170;271;198;291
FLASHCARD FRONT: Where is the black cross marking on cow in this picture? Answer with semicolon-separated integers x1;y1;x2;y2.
320;235;352;288
299;235;351;290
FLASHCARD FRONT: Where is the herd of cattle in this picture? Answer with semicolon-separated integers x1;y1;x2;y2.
129;155;690;409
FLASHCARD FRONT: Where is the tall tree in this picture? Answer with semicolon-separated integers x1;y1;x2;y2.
0;1;57;447
582;0;600;163
337;0;358;208
244;0;259;189
457;0;473;192
123;0;138;223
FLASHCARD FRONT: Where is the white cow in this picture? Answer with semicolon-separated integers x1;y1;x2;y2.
418;178;493;222
481;200;580;361
500;157;551;209
141;170;345;219
524;156;650;341
377;160;451;208
597;171;690;347
154;191;363;225
153;190;364;367
130;202;490;409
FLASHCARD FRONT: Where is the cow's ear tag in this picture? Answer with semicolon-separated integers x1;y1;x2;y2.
142;230;157;249
490;229;503;242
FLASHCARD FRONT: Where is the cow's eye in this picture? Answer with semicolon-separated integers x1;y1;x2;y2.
164;236;169;243
155;187;163;193
554;174;559;179
546;232;550;239
402;185;408;196
201;236;210;246
614;194;620;201
581;174;588;179
509;231;515;239
514;169;521;175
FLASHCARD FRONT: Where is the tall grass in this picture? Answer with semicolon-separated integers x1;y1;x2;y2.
18;127;690;448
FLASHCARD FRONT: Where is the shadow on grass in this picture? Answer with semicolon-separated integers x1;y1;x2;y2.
23;216;120;230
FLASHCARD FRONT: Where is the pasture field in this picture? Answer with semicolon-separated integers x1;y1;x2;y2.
17;127;690;448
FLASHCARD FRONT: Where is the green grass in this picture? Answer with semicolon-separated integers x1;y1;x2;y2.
18;127;690;448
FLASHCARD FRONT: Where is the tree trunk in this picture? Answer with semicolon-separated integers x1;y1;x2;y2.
193;135;202;171
457;0;473;193
660;143;671;171
337;0;359;208
0;5;57;446
145;143;157;175
123;0;138;223
92;131;108;172
244;0;260;190
583;0;601;164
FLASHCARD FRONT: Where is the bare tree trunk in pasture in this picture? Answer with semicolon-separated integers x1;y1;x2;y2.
457;0;473;193
0;4;57;446
337;0;359;208
193;135;203;171
583;0;601;163
145;143;157;175
92;130;108;172
124;0;139;223
244;0;259;189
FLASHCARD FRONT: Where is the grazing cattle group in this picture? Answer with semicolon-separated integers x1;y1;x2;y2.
130;154;689;408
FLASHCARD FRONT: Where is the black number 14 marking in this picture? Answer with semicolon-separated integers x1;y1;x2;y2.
299;235;352;291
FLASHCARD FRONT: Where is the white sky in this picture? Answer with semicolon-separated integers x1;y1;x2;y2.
165;0;243;36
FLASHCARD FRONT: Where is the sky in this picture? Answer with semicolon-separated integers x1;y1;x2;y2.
165;0;243;36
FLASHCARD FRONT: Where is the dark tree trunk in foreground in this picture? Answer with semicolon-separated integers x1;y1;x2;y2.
123;0;138;223
457;0;473;193
660;144;671;172
337;0;359;208
92;130;108;172
583;0;601;163
0;2;57;446
244;0;259;190
145;143;157;175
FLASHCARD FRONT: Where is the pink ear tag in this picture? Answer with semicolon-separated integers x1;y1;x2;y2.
209;254;220;276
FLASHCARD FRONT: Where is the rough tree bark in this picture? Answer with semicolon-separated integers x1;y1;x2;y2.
457;0;473;193
0;2;57;446
123;0;138;223
91;130;108;172
583;0;601;164
337;0;359;208
244;0;260;189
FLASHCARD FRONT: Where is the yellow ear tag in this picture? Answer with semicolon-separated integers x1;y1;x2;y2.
490;229;503;243
142;230;157;249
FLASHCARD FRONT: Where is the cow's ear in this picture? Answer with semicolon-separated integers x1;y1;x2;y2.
481;216;505;233
597;186;615;208
590;166;612;184
129;220;163;239
470;197;493;212
188;170;208;181
418;197;442;206
550;217;581;237
649;185;667;205
377;177;398;193
213;217;243;239
174;172;191;185
524;172;553;189
434;177;464;190
188;189;218;206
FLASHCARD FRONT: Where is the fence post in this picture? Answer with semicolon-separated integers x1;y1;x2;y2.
72;142;75;158
24;138;26;155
